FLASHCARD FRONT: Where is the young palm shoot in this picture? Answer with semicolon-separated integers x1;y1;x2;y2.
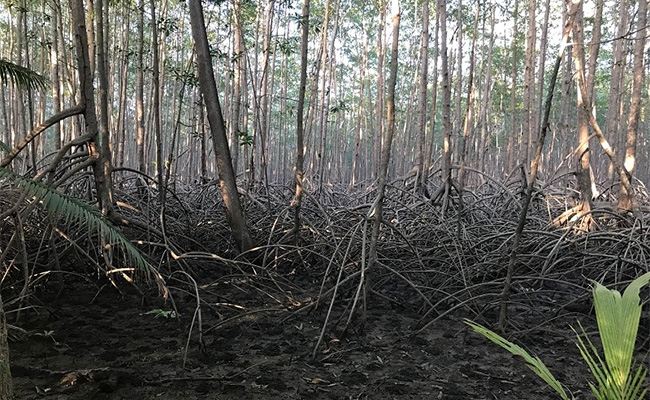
466;272;650;400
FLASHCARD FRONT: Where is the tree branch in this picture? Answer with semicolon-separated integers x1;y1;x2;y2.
0;105;85;168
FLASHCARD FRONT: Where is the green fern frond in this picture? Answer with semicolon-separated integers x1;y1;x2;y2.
0;59;48;90
0;166;151;278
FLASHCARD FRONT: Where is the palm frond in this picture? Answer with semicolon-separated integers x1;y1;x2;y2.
0;166;151;278
0;59;48;90
574;323;619;400
464;319;571;400
581;274;650;399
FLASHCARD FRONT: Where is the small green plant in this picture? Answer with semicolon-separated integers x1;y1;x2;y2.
144;309;177;319
466;272;650;400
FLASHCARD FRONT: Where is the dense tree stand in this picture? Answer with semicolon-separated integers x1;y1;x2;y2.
0;0;649;398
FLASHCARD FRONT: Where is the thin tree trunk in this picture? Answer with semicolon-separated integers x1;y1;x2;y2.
231;0;245;176
188;0;253;251
605;0;628;181
291;0;310;239
365;0;400;322
86;0;95;75
499;0;578;331
351;33;368;187
135;0;146;173
314;0;332;191
414;0;429;195
116;5;130;167
0;290;12;399
477;4;495;176
458;2;479;188
95;0;114;214
535;0;549;158
71;0;112;213
199;98;207;182
426;12;439;182
453;0;463;156
523;0;536;166
150;0;164;212
256;0;274;190
571;1;595;230
508;0;520;172
50;0;62;151
318;1;340;192
618;0;646;211
374;0;386;180
435;0;452;215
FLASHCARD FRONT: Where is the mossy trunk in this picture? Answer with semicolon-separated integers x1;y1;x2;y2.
0;291;13;400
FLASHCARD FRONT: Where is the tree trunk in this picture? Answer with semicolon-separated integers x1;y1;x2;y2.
453;0;463;157
313;0;332;192
231;0;245;176
535;0;549;163
499;0;579;330
256;0;274;189
618;0;646;211
605;0;628;181
291;0;310;239
571;1;594;230
0;290;12;400
351;33;368;187
71;0;113;214
94;0;114;214
426;12;439;181
523;0;536;167
586;0;603;102
150;0;164;211
374;1;386;180
436;0;452;214
135;0;146;173
188;0;253;251
508;0;520;172
458;2;479;188
477;5;495;176
50;0;62;151
413;0;429;195
366;0;400;322
116;5;130;167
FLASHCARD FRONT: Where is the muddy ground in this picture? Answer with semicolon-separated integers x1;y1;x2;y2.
10;273;601;400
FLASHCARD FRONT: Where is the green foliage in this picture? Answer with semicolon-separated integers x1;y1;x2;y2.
239;130;253;146
158;16;179;37
276;36;299;56
209;46;228;61
466;273;650;400
576;273;650;400
0;167;153;279
464;320;570;400
0;59;48;90
329;99;350;114
144;309;177;319
0;140;10;154
167;64;199;87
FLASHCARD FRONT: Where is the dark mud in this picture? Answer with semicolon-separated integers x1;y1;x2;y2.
11;277;594;400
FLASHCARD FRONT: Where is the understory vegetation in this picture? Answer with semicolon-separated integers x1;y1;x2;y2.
0;0;649;398
2;168;649;398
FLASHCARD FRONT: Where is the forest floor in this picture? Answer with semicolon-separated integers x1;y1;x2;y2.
11;273;594;400
7;183;650;399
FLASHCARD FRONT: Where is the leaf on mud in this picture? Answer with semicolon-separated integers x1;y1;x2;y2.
307;377;329;384
59;369;94;387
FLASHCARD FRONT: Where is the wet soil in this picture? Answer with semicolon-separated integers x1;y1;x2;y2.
11;276;594;399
